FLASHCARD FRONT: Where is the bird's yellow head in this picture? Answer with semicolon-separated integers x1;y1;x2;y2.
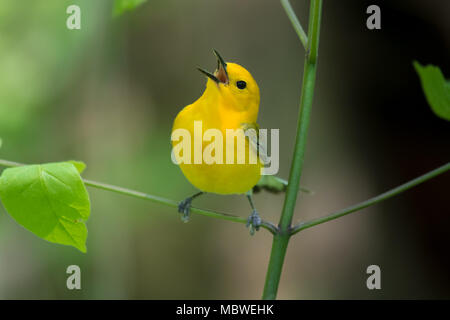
198;50;260;114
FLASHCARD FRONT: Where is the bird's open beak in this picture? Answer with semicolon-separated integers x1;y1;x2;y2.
197;49;229;85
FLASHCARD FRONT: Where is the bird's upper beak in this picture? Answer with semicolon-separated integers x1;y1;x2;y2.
197;49;229;85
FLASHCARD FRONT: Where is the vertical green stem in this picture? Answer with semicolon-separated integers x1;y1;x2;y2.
262;0;322;300
262;233;290;299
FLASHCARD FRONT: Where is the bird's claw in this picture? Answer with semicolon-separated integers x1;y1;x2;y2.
246;209;262;236
178;197;193;223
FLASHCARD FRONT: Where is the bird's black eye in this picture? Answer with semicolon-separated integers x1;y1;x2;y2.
236;80;247;89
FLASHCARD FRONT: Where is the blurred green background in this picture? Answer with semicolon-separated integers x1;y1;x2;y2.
0;0;449;299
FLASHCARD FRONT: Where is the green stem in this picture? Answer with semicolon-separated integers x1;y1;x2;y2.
262;0;323;300
281;0;308;50
262;233;289;299
291;162;450;235
0;159;278;235
0;159;22;168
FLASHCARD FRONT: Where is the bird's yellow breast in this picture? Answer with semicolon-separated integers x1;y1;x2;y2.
172;101;261;194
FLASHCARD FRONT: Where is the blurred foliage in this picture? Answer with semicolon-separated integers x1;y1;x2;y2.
113;0;147;17
413;61;450;121
0;1;97;133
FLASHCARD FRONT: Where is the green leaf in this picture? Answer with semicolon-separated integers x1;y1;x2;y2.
0;162;90;252
413;61;450;121
253;175;312;194
113;0;147;17
68;160;86;174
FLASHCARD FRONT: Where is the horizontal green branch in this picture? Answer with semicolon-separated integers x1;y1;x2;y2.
291;162;450;235
0;159;278;235
83;179;278;234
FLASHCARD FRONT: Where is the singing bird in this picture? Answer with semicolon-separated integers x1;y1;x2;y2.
171;50;263;234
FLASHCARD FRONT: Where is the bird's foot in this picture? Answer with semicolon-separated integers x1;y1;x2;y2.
246;209;262;236
178;197;193;223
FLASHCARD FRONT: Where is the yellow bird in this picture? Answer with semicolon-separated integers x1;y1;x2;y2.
171;50;263;234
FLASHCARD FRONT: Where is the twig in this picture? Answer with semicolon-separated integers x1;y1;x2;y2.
291;162;450;235
281;0;308;50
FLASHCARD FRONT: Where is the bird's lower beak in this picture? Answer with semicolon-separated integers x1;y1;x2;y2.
197;49;229;85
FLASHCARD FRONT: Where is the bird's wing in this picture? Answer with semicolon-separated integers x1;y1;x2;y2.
242;123;313;194
241;122;269;165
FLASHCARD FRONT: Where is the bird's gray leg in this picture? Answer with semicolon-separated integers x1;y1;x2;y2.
178;192;204;222
246;191;261;235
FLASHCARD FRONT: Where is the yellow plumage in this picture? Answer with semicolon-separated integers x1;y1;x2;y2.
172;60;262;195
